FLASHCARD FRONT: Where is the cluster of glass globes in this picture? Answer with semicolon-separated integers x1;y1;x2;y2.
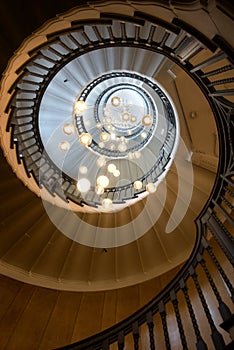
58;98;156;209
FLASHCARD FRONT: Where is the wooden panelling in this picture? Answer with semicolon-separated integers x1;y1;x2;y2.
71;292;105;341
101;290;117;330
0;277;22;321
39;291;83;349
5;287;58;350
0;283;35;349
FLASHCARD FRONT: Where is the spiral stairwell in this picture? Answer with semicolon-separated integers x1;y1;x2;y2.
0;1;233;349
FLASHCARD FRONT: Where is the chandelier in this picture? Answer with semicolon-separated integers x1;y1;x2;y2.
41;71;179;211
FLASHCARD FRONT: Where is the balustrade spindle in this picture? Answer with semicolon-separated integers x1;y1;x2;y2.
170;290;188;350
208;77;234;87
203;239;234;302
66;33;83;49
103;338;109;350
221;196;234;211
19;141;37;153
147;311;155;350
81;31;93;46
118;331;124;350
25;69;48;78
209;89;234;96
190;52;226;73
201;64;233;78
212;200;234;228
132;322;139;350
31;61;50;71
197;254;232;322
159;301;171;350
92;26;102;42
207;215;234;266
47;45;64;58
180;280;208;350
189;267;226;350
224;186;234;197
57;39;74;53
21;78;41;86
147;25;156;45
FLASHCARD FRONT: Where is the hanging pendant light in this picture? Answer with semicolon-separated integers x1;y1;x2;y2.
79;133;92;146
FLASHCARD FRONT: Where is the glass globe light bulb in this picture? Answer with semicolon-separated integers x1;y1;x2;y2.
134;180;143;190
102;198;112;209
134;151;141;159
111;96;121;107
97;175;109;188
77;178;91;193
118;142;127;153
79;165;88;174
113;169;120;177
100;132;110;142
96;157;106;168
95;185;104;195
122;112;131;122
79;133;92;146
142;114;153;127
96;122;102;129
74;100;87;114
59;141;70;152
107;163;116;173
146;183;157;193
63;123;75;135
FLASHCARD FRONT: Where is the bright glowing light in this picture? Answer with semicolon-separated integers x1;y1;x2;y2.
142;114;153;127
74;100;87;114
96;157;106;167
134;180;143;190
100;132;110;142
63;123;75;135
141;132;147;139
111;96;121;107
96;122;102;129
118;142;127;152
113;169;120;177
134;151;141;159
79;133;92;146
122;112;131;122
102;198;112;209
95;185;104;195
77;178;91;193
107;163;116;173
79;165;88;174
97;175;109;188
59;141;70;152
146;183;157;193
131;116;137;123
106;116;112;124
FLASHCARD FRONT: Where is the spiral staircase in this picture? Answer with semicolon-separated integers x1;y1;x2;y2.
0;1;233;349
